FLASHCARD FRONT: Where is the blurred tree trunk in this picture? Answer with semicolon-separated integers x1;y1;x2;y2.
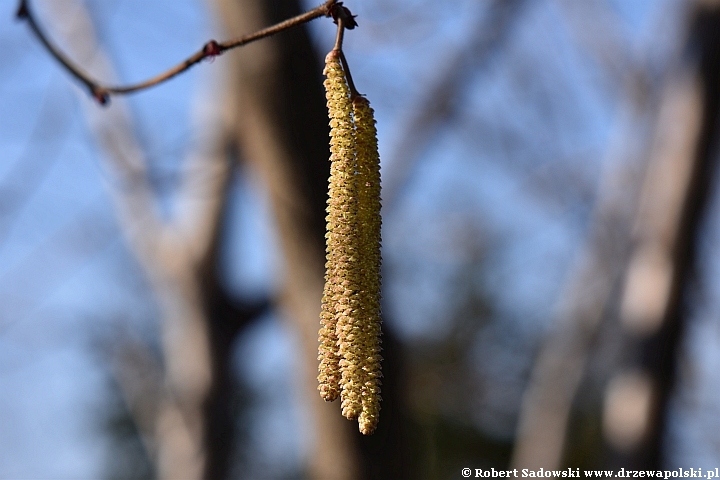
513;0;720;470
604;0;720;468
511;37;658;478
211;1;419;478
45;0;416;477
214;0;414;480
39;3;231;479
42;2;271;479
209;0;359;477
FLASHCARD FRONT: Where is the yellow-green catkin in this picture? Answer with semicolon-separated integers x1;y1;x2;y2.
353;96;383;435
318;50;384;435
318;51;361;414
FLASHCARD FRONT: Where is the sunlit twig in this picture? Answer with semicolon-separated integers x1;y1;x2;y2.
17;0;338;104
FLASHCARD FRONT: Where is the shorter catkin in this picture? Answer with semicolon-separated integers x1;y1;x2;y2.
352;96;383;435
318;50;383;435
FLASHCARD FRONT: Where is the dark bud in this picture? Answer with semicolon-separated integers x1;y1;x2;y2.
16;1;29;20
203;40;222;59
330;3;358;30
92;88;110;106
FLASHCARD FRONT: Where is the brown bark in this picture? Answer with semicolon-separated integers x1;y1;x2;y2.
212;1;419;478
210;0;361;477
511;50;656;476
513;0;720;470
607;1;720;468
39;3;256;478
43;0;416;476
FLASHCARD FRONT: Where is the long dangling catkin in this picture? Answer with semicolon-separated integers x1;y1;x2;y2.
318;50;384;435
352;96;383;435
318;51;362;417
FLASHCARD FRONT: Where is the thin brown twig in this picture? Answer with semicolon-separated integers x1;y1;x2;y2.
333;18;346;52
331;18;360;98
339;49;360;99
17;0;338;104
328;3;360;98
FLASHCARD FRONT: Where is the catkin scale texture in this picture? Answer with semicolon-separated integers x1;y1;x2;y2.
352;96;383;435
318;51;383;435
318;51;360;409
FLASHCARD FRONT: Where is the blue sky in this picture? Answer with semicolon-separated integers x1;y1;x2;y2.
1;0;719;477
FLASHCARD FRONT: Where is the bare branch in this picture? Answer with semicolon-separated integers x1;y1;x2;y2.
381;0;528;210
17;0;338;103
512;2;707;468
510;69;660;468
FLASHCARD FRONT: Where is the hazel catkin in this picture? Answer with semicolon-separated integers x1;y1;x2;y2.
318;50;360;410
318;50;383;435
352;95;383;435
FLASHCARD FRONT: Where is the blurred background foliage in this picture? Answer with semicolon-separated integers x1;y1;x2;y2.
2;0;720;479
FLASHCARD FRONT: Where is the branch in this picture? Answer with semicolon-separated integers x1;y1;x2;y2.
17;0;338;104
381;0;527;211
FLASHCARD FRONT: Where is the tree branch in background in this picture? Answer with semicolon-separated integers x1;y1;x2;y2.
510;16;663;471
33;2;238;477
17;0;406;475
16;0;338;103
0;87;70;252
607;3;720;468
513;0;720;470
381;0;527;211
